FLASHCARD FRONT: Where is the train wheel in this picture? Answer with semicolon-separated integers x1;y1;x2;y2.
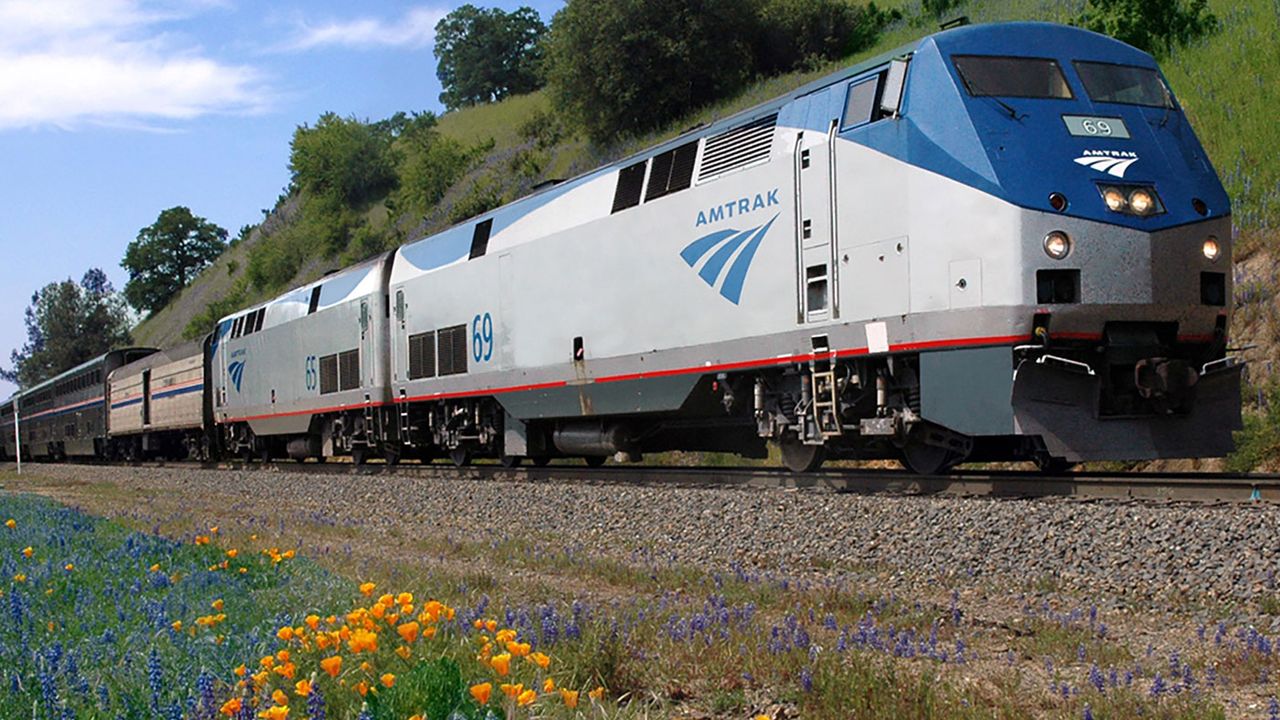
352;447;369;466
499;455;522;468
531;456;551;467
779;434;825;473
450;448;471;467
583;455;606;468
240;446;253;463
1034;455;1076;474
384;448;401;466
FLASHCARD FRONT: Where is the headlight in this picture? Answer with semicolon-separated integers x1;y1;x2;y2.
1102;188;1127;212
1044;231;1072;260
1203;236;1220;262
1129;189;1155;215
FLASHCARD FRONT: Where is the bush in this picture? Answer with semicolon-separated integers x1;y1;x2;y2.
290;113;397;206
754;0;900;75
545;0;758;143
1228;378;1280;472
184;276;248;339
448;171;506;224
1076;0;1218;57
391;122;491;218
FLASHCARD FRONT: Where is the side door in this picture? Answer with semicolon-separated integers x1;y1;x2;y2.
794;87;843;324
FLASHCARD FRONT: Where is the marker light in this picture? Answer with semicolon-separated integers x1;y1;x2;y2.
1129;189;1155;215
1102;188;1127;212
1203;236;1221;262
1044;231;1072;260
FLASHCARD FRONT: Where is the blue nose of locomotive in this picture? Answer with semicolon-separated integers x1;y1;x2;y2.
876;22;1230;229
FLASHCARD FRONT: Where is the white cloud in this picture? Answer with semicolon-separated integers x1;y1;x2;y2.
0;0;269;130
279;6;446;52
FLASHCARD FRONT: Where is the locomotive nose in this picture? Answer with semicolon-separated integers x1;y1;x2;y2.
1133;357;1198;414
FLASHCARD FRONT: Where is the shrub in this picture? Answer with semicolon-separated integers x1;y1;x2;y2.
1228;377;1280;472
392;124;491;218
1076;0;1218;57
184;276;248;340
290;113;397;206
448;171;506;224
754;0;900;75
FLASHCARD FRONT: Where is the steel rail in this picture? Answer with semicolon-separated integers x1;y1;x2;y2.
12;459;1278;504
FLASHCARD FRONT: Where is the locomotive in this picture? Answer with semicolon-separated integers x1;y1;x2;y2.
1;22;1243;474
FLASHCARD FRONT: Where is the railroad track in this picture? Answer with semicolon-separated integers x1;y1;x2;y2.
12;459;1279;504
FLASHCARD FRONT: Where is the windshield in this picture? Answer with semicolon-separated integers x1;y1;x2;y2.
952;55;1073;99
1074;61;1173;108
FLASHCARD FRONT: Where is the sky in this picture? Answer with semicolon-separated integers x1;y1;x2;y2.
0;0;563;400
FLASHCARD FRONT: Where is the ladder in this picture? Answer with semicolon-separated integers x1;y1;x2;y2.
810;341;842;437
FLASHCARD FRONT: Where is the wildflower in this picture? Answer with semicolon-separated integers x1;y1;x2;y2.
295;680;312;697
470;682;492;705
272;689;288;705
396;592;413;605
194;535;210;545
529;651;551;670
219;698;243;716
589;686;605;701
305;615;320;631
473;619;485;630
275;662;297;680
359;582;376;596
507;641;531;657
4;519;13;529
755;716;771;720
260;656;275;669
282;550;295;559
370;603;387;619
348;628;378;653
22;547;33;558
485;619;497;633
12;574;25;583
210;526;219;534
380;673;395;688
517;689;536;706
227;549;238;559
171;621;183;632
496;629;517;644
500;683;523;699
277;626;295;642
320;656;342;678
560;689;579;708
258;706;288;720
354;681;368;697
395;645;412;660
490;653;512;676
543;677;556;692
212;599;224;611
64;563;74;572
397;621;419;644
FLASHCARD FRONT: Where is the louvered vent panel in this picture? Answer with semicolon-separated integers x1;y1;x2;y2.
408;331;436;380
610;161;647;213
437;325;468;376
697;113;778;182
338;349;360;391
319;354;338;395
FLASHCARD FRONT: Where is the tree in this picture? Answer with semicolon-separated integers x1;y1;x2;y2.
1076;0;1218;57
545;0;758;143
122;206;228;315
1;269;133;388
289;112;397;206
753;0;899;76
434;4;547;110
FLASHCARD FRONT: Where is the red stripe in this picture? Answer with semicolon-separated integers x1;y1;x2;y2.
219;333;1030;423
1178;334;1216;343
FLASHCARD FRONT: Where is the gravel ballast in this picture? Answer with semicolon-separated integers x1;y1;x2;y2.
14;463;1280;606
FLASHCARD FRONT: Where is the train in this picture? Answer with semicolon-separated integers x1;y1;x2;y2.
0;21;1244;474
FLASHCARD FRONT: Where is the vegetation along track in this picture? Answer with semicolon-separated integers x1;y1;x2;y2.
15;460;1280;504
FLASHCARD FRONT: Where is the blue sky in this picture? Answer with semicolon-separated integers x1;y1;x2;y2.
0;0;562;399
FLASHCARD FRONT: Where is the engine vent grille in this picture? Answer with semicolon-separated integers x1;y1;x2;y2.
697;113;777;182
437;325;469;376
407;331;436;380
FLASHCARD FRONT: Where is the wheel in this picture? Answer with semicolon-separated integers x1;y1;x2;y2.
584;455;607;468
779;434;825;473
531;456;551;467
450;448;471;467
259;446;272;463
1034;456;1076;474
352;447;369;466
240;445;253;463
384;448;401;466
499;455;522;468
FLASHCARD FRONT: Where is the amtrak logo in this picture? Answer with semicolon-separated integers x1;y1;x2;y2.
680;213;778;304
1074;150;1139;178
228;361;245;393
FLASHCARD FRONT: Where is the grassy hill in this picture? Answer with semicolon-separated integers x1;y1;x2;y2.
131;0;1280;466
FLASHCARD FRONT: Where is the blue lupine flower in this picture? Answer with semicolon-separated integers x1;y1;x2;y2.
1089;664;1104;693
1150;674;1166;697
799;667;813;693
307;683;326;720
